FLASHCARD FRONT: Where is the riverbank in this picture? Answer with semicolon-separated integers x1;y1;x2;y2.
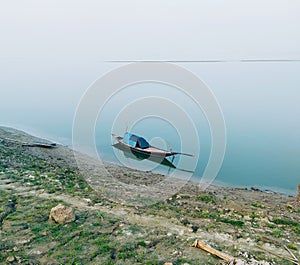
0;126;299;264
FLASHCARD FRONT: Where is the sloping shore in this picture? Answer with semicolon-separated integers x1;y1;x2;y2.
0;127;299;264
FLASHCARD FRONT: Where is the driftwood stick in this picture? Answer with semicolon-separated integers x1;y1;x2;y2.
256;245;299;265
192;239;235;262
1;137;56;149
283;245;298;261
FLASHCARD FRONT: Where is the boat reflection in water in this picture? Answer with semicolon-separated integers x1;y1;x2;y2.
112;132;194;171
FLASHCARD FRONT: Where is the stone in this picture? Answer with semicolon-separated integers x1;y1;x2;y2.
83;198;92;204
13;246;19;252
144;240;151;246
6;256;15;263
235;260;245;265
250;186;261;192
164;263;173;265
49;204;75;224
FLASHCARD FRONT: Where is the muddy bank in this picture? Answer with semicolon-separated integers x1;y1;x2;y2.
0;126;299;264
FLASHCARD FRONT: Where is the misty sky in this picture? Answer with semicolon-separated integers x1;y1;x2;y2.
0;0;299;143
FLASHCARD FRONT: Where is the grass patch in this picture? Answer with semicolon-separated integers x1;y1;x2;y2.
217;218;244;227
292;227;300;235
266;223;276;229
180;195;190;199
128;224;142;234
273;218;299;227
287;243;298;250
196;195;216;204
117;242;137;260
251;202;265;208
201;212;219;219
270;228;283;238
250;212;261;219
174;258;194;265
137;241;148;248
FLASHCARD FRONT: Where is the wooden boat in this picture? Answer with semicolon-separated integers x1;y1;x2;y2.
112;132;193;160
112;141;177;168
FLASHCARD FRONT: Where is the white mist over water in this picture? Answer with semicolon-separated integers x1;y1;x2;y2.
0;1;299;194
1;65;299;195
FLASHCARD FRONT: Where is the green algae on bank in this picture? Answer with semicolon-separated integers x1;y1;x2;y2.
0;127;299;264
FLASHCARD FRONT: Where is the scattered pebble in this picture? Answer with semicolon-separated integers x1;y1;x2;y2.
13;246;19;252
6;256;15;263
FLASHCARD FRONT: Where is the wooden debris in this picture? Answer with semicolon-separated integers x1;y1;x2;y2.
256;245;299;265
22;142;56;148
192;239;235;262
1;137;56;148
283;245;298;262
